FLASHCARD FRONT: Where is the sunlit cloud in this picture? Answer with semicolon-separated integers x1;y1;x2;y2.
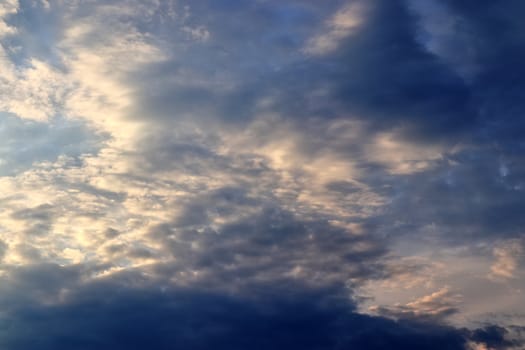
0;0;524;349
489;239;524;280
305;1;367;55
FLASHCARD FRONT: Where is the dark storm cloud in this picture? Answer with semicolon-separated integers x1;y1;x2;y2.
468;325;523;350
0;264;87;308
128;0;476;144
368;147;525;242
323;0;475;140
0;264;514;350
125;0;524;192
420;0;525;153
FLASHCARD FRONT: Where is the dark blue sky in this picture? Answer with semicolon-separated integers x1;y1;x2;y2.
0;0;524;349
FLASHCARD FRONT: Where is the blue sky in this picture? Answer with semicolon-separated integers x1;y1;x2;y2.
0;0;524;349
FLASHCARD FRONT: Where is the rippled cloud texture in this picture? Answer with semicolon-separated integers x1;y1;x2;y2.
0;0;524;349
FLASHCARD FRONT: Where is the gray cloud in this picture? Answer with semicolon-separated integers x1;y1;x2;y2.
0;264;518;350
0;0;524;348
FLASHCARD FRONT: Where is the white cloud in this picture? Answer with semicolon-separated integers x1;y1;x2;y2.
305;1;366;55
0;0;18;20
0;59;68;121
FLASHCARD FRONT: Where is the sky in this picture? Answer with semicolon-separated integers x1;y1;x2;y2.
0;0;524;349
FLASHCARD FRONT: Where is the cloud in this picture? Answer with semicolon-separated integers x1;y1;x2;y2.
0;113;103;176
0;0;17;37
0;264;515;350
304;1;367;55
0;0;524;347
369;287;462;321
0;58;68;121
467;325;523;350
489;239;524;280
0;240;7;262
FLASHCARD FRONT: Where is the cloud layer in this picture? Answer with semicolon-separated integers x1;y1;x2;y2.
0;0;524;349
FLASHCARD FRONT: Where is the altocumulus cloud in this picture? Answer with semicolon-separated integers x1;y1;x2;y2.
0;0;524;349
